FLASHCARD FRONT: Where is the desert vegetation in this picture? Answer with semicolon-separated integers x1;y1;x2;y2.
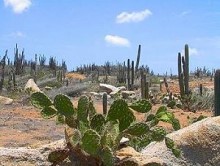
0;43;219;165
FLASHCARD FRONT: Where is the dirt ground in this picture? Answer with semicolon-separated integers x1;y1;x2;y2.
0;78;214;148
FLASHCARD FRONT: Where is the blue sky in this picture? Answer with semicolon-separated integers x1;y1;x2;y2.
0;0;220;74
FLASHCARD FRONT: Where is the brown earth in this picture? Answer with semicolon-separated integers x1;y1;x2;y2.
0;78;214;148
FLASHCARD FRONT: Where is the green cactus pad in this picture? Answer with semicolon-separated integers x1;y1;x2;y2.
167;100;176;109
31;92;52;108
172;147;181;158
172;118;181;130
54;94;74;117
146;114;155;122
81;129;101;156
41;106;57;119
101;121;120;149
88;99;96;119
129;99;152;113
107;99;135;132
56;114;65;124
48;149;69;163
78;121;90;136
65;115;77;128
77;95;89;123
165;137;174;149
156;106;167;115
90;114;105;133
156;111;174;124
100;146;114;166
124;122;150;137
70;129;81;147
151;127;166;141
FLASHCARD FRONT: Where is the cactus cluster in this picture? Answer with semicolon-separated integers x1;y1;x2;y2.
31;92;181;165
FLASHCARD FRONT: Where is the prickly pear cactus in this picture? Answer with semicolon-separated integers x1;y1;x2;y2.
77;95;89;123
31;91;52;108
65;115;77;128
154;106;181;130
41;106;57;119
56;114;65;124
124;122;150;137
100;146;114;166
101;121;120;150
90;114;105;133
48;149;69;164
70;129;81;147
54;94;74;117
151;127;167;141
165;137;174;149
129;99;152;113
107;99;135;132
81;129;101;156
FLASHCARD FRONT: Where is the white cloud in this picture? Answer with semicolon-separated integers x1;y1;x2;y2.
116;9;152;23
4;0;31;14
182;47;198;56
179;10;191;17
9;31;25;38
189;47;198;56
105;35;130;47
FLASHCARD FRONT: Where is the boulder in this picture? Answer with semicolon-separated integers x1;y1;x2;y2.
100;83;119;94
24;79;40;93
139;116;220;165
0;96;13;105
121;91;135;99
0;139;66;166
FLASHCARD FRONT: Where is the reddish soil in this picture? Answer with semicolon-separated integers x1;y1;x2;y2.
0;79;214;148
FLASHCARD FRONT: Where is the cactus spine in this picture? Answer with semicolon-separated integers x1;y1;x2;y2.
214;69;220;116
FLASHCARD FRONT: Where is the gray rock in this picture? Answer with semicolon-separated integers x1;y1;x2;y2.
0;96;13;105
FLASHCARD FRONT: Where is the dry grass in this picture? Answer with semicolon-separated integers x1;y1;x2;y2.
65;72;86;80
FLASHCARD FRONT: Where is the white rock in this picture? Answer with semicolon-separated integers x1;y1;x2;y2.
100;83;119;94
24;79;40;93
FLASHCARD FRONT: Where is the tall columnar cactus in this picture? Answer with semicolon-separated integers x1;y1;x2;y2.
178;53;184;97
102;92;108;115
184;44;189;95
131;60;134;88
178;44;190;97
0;50;7;91
141;71;148;99
127;59;130;90
135;44;141;73
214;69;220;116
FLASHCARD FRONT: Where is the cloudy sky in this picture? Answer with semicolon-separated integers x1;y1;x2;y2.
0;0;220;74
